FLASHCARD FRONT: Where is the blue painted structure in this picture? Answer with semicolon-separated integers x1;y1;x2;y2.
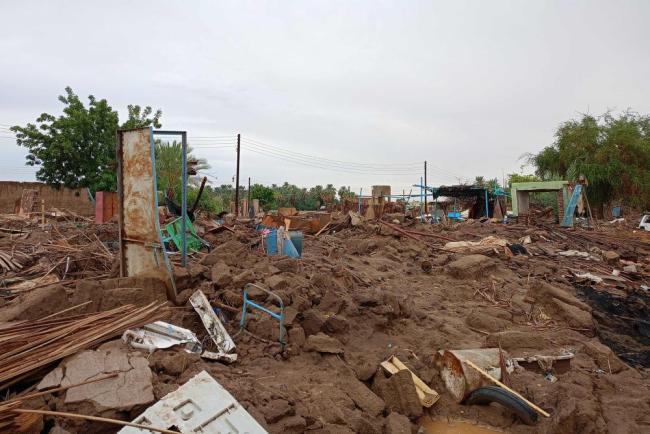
561;184;583;227
240;283;286;345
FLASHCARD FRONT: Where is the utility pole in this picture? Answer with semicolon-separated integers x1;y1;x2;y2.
424;160;428;214
247;176;251;218
235;133;241;217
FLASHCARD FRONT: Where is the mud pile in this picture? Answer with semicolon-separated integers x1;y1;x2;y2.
0;214;648;433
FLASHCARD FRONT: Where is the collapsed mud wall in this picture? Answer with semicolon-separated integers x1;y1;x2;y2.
0;181;94;215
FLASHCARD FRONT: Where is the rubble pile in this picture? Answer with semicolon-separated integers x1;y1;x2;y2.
0;211;648;433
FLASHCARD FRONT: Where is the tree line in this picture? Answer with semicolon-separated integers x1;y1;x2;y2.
10;88;650;215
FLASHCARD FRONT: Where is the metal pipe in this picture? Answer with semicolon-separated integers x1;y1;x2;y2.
358;187;362;214
424;160;427;214
181;132;187;267
420;176;424;219
235;134;241;217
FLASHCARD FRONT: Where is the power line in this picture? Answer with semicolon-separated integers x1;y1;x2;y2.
242;137;421;169
242;140;415;172
243;137;464;180
188;136;236;139
241;141;419;174
243;146;416;176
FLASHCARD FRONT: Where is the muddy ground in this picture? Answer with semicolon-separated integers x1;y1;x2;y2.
1;215;649;433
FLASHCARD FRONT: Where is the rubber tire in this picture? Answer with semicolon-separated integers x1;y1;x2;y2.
463;386;539;425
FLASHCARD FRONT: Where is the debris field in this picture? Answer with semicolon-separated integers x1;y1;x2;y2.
0;210;648;434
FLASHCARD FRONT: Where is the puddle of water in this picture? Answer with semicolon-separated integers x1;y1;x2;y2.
419;417;502;434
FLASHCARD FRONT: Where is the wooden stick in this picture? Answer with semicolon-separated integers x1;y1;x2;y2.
403;229;455;242
0;228;26;234
7;373;119;403
93;234;113;257
314;220;332;237
40;301;93;321
378;221;461;254
11;409;179;433
464;359;550;417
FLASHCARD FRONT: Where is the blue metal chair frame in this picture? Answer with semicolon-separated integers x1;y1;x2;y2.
240;283;286;345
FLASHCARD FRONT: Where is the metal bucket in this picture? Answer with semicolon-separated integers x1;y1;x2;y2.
288;231;303;256
264;230;278;256
437;348;503;402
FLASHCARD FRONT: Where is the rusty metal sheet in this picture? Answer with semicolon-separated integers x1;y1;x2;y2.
117;127;174;293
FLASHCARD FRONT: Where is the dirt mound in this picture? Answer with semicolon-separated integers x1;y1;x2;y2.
2;215;649;434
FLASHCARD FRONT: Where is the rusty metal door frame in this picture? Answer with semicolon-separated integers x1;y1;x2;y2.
152;130;188;267
116;127;176;296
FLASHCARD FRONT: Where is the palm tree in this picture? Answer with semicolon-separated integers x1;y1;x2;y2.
154;139;210;190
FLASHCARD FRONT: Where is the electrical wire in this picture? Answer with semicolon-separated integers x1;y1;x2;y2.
244;137;465;180
242;146;417;176
245;138;463;180
242;137;421;169
241;141;419;174
188;136;236;139
241;139;409;171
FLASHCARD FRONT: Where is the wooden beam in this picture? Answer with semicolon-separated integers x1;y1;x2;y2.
465;359;550;418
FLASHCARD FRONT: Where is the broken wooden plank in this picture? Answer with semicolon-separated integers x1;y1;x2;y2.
381;355;440;407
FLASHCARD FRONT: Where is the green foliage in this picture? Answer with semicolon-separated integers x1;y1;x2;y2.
184;185;222;213
507;173;540;189
338;186;356;200
121;105;162;129
530;111;650;209
12;87;119;191
206;184;234;210
249;184;276;209
154;140;209;191
12;87;162;192
474;176;501;191
507;173;558;211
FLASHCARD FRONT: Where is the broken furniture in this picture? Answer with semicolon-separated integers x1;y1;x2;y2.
162;215;207;253
119;370;267;433
240;283;286;345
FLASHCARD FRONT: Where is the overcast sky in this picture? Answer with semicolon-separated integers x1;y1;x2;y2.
1;1;649;193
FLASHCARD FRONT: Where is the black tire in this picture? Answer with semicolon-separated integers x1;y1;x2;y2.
463;386;539;425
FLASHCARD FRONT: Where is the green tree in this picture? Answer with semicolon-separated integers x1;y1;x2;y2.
322;184;338;205
530;111;650;211
154;140;209;191
249;183;276;209
507;173;540;189
121;105;162;130
11;87;162;192
338;186;356;200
